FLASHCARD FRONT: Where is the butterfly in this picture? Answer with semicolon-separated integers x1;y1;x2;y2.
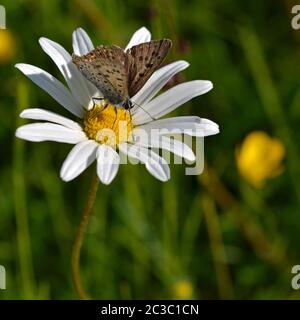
72;39;172;109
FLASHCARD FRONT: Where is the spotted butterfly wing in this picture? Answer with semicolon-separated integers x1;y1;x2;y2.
126;39;172;97
72;45;128;105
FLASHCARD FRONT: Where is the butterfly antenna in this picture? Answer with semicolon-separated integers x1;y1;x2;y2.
130;100;156;122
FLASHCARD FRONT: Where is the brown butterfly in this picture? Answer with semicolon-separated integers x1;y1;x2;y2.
72;39;172;109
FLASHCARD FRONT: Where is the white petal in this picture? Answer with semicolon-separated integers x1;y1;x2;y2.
20;108;82;130
136;116;219;137
15;63;83;117
16;123;87;144
132;131;195;161
39;37;97;107
131;61;189;108
71;28;102;99
96;145;120;185
119;143;170;182
72;28;94;55
60;140;98;182
125;27;151;51
132;80;213;125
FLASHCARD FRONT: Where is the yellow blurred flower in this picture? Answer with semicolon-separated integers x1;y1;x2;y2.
0;29;16;64
236;131;285;187
172;280;194;299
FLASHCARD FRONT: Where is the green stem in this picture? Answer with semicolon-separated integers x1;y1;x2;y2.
71;173;99;300
202;194;234;299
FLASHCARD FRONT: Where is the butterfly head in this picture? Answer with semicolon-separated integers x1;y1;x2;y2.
121;97;133;110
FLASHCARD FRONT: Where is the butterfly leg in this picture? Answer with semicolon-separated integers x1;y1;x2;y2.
112;106;119;131
128;107;133;125
92;97;105;107
92;97;110;113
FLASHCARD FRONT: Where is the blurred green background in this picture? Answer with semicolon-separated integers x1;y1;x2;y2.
0;0;300;299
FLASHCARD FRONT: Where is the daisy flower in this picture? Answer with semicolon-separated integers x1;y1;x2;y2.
15;27;219;184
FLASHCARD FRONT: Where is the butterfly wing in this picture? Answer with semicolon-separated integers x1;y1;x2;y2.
72;45;128;105
126;39;172;97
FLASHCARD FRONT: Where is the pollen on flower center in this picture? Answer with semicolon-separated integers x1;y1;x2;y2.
83;103;133;146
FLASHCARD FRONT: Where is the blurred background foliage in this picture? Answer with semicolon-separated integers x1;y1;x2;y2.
0;0;299;299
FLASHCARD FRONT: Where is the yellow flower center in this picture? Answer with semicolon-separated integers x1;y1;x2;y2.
83;103;133;147
236;131;285;188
